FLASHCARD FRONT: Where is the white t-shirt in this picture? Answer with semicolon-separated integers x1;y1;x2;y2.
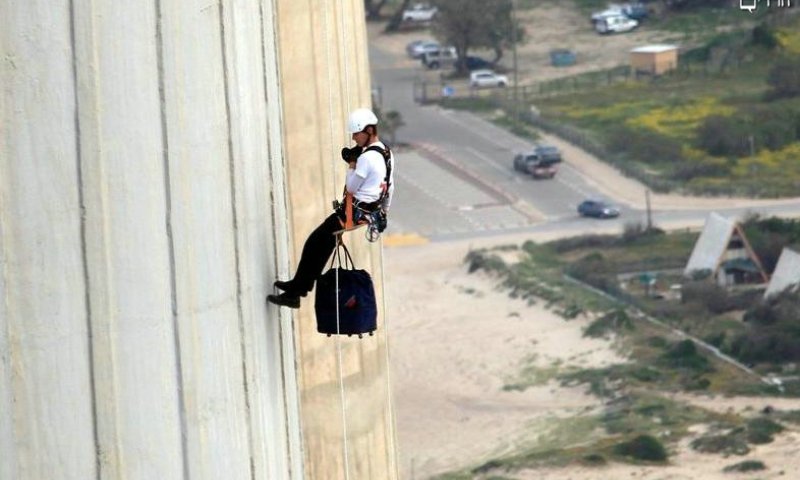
345;141;395;210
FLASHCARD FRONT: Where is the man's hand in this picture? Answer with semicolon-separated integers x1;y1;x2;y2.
340;146;363;164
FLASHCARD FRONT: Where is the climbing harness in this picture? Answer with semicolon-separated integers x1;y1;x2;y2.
332;144;392;242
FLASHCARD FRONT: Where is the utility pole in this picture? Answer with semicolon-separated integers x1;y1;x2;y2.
645;189;653;231
511;0;519;125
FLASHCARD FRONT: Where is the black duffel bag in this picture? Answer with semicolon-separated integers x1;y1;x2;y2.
314;242;377;338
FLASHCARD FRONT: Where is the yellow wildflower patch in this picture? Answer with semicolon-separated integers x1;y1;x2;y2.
776;30;800;54
554;100;658;123
732;142;800;178
625;98;735;140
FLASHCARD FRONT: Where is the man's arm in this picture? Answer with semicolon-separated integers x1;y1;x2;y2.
345;160;366;194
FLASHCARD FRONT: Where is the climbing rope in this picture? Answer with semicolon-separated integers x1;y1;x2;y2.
323;2;351;478
324;1;399;478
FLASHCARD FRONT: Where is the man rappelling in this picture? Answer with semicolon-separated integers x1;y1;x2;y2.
267;108;395;309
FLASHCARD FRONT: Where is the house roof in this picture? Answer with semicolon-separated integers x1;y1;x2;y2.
764;248;800;299
684;212;736;276
631;45;678;54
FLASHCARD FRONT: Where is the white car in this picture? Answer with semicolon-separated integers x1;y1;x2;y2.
469;70;508;88
594;14;638;34
406;40;440;59
402;3;438;22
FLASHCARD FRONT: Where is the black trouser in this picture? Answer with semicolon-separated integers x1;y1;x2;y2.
290;212;343;296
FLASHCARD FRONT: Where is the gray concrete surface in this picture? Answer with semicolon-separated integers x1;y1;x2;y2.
1;1;306;478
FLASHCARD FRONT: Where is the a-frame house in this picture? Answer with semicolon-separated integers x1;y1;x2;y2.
684;212;769;286
764;247;800;299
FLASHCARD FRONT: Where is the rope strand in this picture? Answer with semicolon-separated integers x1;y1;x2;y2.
336;4;352;476
324;1;351;478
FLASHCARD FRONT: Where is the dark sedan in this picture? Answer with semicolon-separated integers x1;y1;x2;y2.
577;200;621;218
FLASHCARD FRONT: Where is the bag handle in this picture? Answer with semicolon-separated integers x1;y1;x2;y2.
330;238;356;270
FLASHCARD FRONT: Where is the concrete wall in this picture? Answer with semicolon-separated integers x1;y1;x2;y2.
1;0;304;478
274;1;399;479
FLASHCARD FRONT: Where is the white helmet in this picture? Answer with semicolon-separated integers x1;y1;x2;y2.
346;108;379;134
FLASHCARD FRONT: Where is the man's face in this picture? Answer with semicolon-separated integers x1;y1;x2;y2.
352;130;368;147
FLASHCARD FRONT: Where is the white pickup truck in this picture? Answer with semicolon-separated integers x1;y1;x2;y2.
402;3;438;22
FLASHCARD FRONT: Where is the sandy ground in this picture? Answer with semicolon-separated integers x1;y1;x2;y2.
385;239;624;479
385;238;800;480
375;6;800;479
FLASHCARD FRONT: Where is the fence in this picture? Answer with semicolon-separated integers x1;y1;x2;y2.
414;58;747;105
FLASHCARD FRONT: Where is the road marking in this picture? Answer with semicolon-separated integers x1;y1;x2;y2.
436;110;524;151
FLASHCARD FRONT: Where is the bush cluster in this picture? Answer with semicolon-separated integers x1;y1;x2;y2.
695;104;800;158
723;460;766;473
742;215;800;274
728;290;800;364
584;309;634;338
612;435;668;462
659;340;713;372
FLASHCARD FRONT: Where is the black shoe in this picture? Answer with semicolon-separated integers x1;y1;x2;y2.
267;292;300;309
274;280;308;297
273;280;295;292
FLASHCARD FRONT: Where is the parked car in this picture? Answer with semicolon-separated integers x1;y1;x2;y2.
406;40;440;59
595;14;638;34
577;200;621;218
464;56;492;71
469;69;508;88
402;3;438;22
591;3;648;23
513;145;562;179
421;47;457;69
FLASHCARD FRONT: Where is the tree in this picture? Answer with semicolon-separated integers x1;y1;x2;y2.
384;0;412;32
431;0;524;74
364;0;391;21
376;109;405;145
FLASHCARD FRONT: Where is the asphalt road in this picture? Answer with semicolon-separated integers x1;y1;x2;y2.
369;36;800;241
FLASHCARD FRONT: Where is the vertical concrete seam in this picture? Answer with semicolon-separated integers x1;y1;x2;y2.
217;1;256;478
258;0;302;478
68;0;102;477
258;0;294;470
154;1;190;478
260;1;305;476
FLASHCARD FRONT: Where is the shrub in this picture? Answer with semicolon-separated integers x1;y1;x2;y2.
613;435;668;462
464;250;507;274
723;460;766;473
630;366;661;382
728;331;800;364
585;309;634;338
684;375;711;391
681;281;731;314
660;340;712;372
549;234;618;253
766;55;800;100
581;453;607;466
696;115;750;157
753;24;779;49
746;417;784;444
608;125;683;165
691;433;750;455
